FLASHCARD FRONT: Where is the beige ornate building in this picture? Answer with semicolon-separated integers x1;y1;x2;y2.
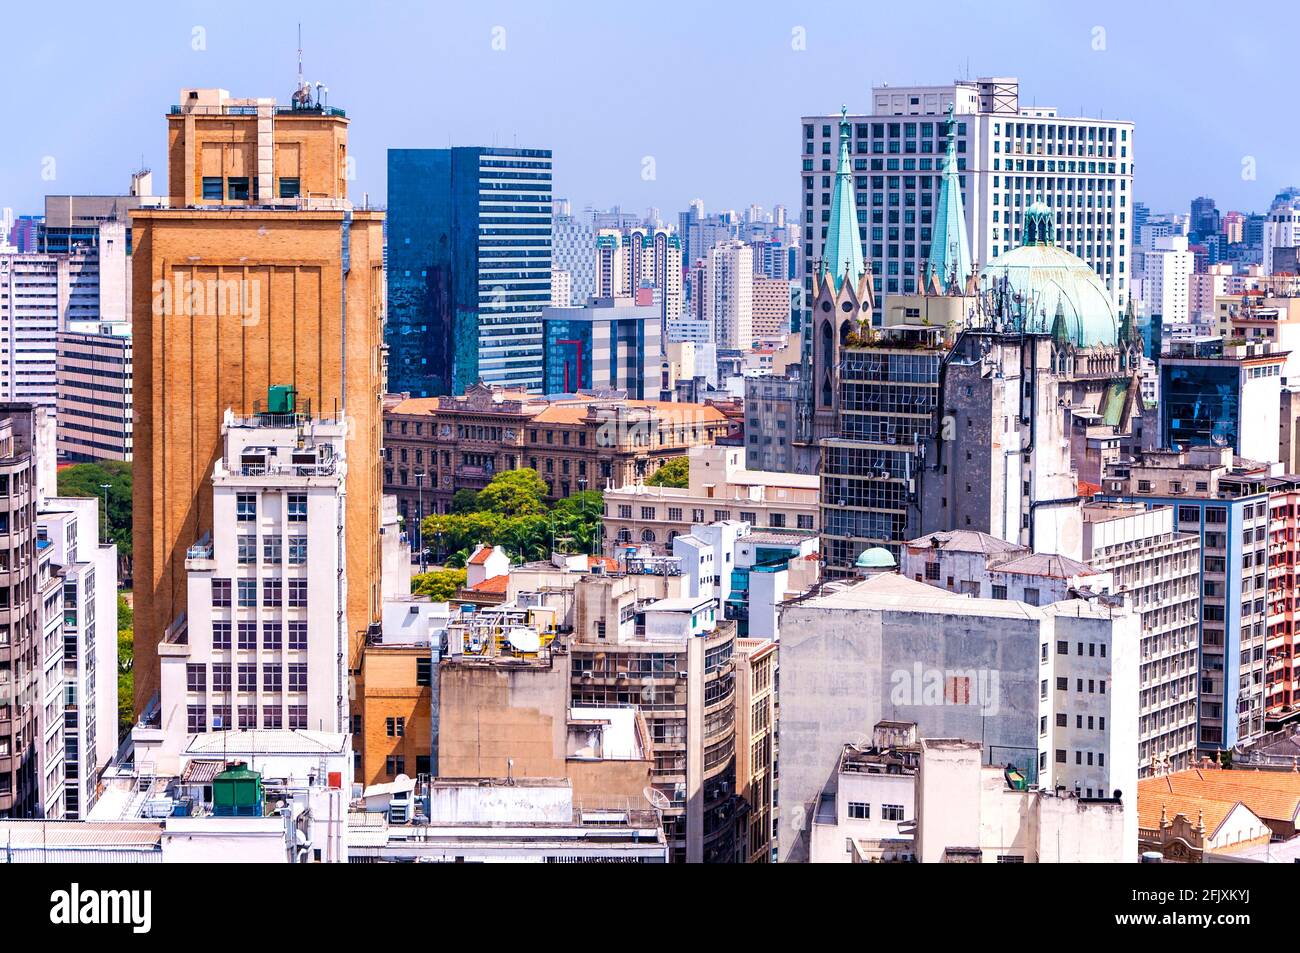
383;383;729;526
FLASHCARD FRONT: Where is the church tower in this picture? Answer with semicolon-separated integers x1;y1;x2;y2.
809;106;874;439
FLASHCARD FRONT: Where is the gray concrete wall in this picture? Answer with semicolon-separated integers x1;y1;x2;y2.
777;602;1040;862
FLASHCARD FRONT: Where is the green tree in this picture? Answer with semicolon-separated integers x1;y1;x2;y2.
117;593;134;741
551;489;604;554
57;461;133;557
412;567;467;601
422;511;503;559
645;456;689;488
450;488;482;514
476;468;549;517
498;514;552;563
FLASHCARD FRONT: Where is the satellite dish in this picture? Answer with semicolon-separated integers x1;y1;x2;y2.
506;627;542;654
643;786;671;812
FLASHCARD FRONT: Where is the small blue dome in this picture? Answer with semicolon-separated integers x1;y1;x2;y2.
855;547;896;569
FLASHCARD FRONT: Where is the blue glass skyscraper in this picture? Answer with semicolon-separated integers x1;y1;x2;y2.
387;147;552;396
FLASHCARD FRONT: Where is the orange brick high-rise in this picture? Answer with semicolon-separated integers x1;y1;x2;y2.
131;87;384;719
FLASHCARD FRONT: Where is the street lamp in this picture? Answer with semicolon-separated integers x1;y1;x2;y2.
414;470;428;572
98;483;112;544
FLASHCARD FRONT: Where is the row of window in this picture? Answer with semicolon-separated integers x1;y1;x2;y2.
200;176;300;201
186;661;307;693
212;577;308;609
236;493;307;523
187;704;306;732
209;620;309;650
236;534;309;564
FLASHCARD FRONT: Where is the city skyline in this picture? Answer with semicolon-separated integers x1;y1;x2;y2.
2;0;1297;219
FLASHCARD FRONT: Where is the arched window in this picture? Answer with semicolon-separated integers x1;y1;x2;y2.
641;529;657;543
616;528;632;543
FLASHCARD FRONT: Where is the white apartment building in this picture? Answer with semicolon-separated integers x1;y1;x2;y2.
37;497;119;819
802;77;1134;313
553;208;595;305
142;407;349;776
1142;235;1194;322
704;240;753;348
1264;193;1300;276
1081;503;1200;776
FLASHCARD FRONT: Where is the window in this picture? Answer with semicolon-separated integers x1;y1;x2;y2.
278;177;300;198
187;705;207;733
385;756;405;776
236;494;257;522
238;705;257;729
848;801;870;819
288;621;308;650
237;578;257;608
227;177;250;200
186;664;206;693
288;663;308;693
881;804;905;821
201;176;223;200
288;536;307;564
925;562;940;581
992;584;1007;600
212;578;232;608
262;620;282;650
263;535;282;564
212;621;232;650
264;665;282;693
797;514;814;530
417;657;432;686
212;664;231;693
288;494;307;522
237;621;257;650
263;705;283;729
237;534;257;564
263;577;282;608
288;578;308;608
238;663;257;692
386;717;405;737
288;705;307;729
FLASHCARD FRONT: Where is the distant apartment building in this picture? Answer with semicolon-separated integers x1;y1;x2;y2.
1142;235;1194;322
750;275;791;338
382;385;728;527
137;406;350;776
802;77;1134;315
55;329;133;461
602;445;819;554
704;240;753;348
387;146;552;396
1080;503;1201;775
552;206;595;305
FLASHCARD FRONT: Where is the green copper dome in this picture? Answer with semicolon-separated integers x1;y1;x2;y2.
855;546;897;569
980;202;1120;348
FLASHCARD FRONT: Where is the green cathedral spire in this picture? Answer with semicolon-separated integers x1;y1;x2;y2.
819;105;866;293
925;104;973;293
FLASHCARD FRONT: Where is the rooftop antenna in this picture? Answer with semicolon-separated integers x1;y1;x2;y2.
297;23;304;91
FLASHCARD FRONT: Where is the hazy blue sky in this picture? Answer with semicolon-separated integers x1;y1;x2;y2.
2;0;1296;219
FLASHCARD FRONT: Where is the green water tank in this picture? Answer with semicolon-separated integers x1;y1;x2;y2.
212;763;264;817
266;385;296;415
